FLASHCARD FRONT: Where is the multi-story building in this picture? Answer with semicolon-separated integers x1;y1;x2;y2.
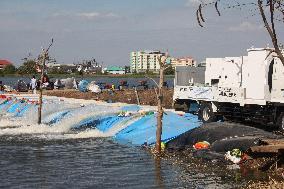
171;57;197;67
130;50;165;73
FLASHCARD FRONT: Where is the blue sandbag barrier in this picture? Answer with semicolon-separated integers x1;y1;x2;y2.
1;96;203;148
15;103;34;117
45;110;71;125
72;115;124;132
71;105;141;132
0;99;13;109
0;97;37;117
72;117;99;131
0;99;16;112
114;112;201;146
96;116;133;133
7;102;22;113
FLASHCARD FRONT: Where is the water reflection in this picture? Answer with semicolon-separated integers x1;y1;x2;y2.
154;156;164;189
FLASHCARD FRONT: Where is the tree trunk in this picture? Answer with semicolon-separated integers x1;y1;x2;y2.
155;66;165;153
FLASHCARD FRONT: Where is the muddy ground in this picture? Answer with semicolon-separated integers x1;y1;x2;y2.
43;88;174;108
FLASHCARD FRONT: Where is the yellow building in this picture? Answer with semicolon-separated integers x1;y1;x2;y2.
171;57;197;67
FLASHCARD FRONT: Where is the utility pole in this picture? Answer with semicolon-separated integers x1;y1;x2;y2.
38;39;54;124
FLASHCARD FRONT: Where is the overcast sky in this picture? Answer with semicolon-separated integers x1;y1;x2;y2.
0;0;283;67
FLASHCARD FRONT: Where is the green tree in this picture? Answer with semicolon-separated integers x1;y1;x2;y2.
17;60;37;75
164;65;175;75
2;64;17;74
48;67;66;74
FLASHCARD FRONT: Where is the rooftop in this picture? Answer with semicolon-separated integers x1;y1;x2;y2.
0;59;12;65
106;66;125;71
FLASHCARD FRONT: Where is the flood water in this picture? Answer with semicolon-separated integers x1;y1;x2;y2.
0;136;250;189
0;76;174;89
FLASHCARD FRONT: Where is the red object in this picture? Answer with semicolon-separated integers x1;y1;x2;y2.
193;141;210;150
0;60;12;69
0;60;12;65
0;95;7;99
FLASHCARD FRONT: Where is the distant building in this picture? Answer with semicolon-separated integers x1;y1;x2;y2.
105;66;125;74
130;50;165;73
0;60;13;70
198;60;206;67
76;59;102;74
46;62;62;68
171;57;197;67
46;58;103;74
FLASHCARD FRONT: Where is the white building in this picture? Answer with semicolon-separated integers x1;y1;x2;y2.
130;50;165;73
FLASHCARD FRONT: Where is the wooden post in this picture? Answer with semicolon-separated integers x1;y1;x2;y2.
134;87;140;105
37;52;47;124
37;39;54;124
155;53;168;153
155;66;165;153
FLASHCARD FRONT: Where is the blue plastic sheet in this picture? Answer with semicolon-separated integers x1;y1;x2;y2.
78;80;89;92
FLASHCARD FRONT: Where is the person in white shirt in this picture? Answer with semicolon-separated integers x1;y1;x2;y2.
30;76;37;94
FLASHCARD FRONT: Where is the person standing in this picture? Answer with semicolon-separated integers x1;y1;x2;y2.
31;75;37;94
0;81;4;93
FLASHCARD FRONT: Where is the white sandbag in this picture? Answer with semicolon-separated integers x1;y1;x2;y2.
88;84;101;93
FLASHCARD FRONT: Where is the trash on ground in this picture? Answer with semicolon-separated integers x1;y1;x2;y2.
193;141;210;150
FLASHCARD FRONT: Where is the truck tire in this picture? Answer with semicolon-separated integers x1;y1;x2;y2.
198;103;217;123
276;113;284;132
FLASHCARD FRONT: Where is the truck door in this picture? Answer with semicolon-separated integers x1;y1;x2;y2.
271;58;284;102
268;59;274;92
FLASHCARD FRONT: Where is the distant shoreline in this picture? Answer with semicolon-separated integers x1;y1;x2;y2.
0;73;175;79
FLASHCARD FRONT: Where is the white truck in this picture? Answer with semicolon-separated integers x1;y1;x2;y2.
173;48;284;131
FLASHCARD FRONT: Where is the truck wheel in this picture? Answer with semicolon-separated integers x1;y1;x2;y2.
276;113;284;132
199;103;217;123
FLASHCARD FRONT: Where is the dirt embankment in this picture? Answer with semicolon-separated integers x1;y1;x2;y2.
43;89;174;108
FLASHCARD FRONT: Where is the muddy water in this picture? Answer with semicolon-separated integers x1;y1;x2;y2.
0;76;174;89
0;136;259;189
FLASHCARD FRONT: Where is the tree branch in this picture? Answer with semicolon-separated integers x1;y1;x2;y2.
196;9;204;27
258;0;284;65
145;75;159;88
215;1;221;16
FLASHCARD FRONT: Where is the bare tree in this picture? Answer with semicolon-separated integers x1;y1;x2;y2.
196;0;284;64
38;39;54;124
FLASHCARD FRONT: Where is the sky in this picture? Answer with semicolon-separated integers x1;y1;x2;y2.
0;0;283;67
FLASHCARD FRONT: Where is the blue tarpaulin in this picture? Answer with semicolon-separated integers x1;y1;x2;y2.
78;80;89;92
114;112;201;146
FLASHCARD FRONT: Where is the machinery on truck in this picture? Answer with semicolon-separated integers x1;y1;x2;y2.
173;48;284;131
